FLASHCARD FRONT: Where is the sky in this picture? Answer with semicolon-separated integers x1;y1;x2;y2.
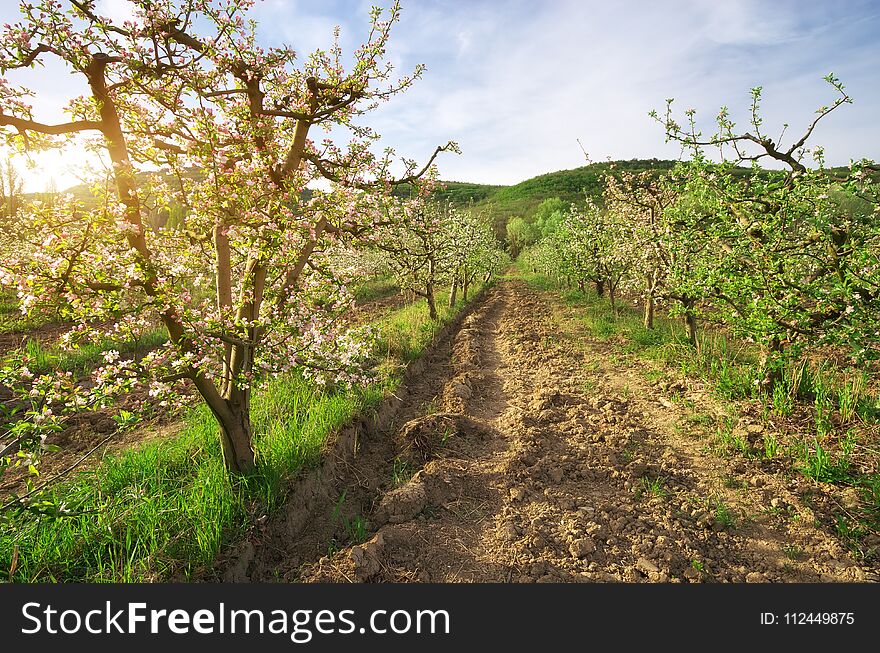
2;0;879;191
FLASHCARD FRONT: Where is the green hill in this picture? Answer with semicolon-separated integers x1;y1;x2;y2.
441;158;678;239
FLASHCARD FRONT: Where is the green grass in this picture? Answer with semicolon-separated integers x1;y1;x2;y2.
1;374;381;582
0;280;485;582
710;495;736;529
373;286;477;364
330;490;370;547
391;457;416;487
519;267;761;400
635;475;668;500
352;275;398;304
0;292;57;335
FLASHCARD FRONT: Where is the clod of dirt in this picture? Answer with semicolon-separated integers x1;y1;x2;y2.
373;479;428;525
635;557;661;577
509;486;527;502
498;520;521;543
683;566;702;582
449;380;472;400
569;537;596;558
452;328;482;371
398;413;460;461
351;532;386;581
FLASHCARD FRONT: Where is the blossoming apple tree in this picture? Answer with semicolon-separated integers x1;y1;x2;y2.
373;198;505;319
603;167;717;344
446;206;506;306
655;76;880;381
0;0;455;473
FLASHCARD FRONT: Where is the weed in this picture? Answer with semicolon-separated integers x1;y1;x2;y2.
732;434;752;457
801;439;831;481
391;457;416;487
686;413;714;427
331;490;370;544
643;369;664;383
713;416;737;456
834;514;870;558
840;429;858;458
763;433;779;459
837;372;866;424
772;382;793;417
423;400;438;415
812;367;834;438
709;495;735;529
635;475;668;500
723;474;743;489
800;438;850;483
344;515;369;544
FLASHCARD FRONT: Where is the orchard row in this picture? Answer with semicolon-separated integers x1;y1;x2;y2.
523;79;879;387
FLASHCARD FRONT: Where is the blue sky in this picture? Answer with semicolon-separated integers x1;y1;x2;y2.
2;0;879;191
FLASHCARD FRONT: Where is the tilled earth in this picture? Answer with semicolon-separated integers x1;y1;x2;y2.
246;280;875;583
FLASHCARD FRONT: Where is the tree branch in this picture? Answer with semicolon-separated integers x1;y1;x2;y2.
0;113;103;135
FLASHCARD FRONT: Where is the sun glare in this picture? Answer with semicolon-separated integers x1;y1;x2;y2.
5;147;100;194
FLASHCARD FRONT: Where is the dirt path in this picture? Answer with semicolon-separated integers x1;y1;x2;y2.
246;279;874;583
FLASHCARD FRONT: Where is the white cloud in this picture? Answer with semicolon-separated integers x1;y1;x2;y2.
96;0;137;24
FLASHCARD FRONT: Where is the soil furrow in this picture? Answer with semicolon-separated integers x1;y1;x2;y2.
248;280;873;583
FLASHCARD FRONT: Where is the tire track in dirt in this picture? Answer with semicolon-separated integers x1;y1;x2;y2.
267;279;872;583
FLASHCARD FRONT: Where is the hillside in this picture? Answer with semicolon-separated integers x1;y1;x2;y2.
440;158;678;238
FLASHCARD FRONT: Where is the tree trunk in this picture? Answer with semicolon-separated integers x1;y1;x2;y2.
448;275;459;308
216;405;256;474
643;291;655;329
462;276;470;302
426;282;439;320
760;336;784;392
683;299;698;348
594;279;605;297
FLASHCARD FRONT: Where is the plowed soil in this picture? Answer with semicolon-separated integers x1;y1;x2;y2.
235;280;876;583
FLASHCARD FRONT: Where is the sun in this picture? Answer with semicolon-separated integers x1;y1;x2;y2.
3;145;102;195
